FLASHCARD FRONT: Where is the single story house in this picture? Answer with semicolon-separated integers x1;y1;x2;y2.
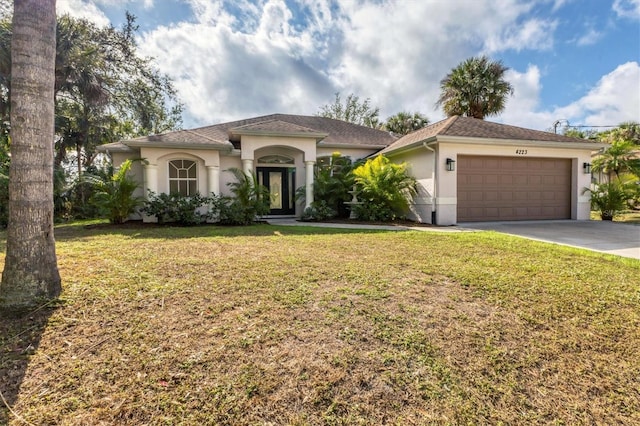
99;113;605;225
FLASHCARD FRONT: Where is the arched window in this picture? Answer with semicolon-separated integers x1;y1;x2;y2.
168;159;197;196
257;155;294;165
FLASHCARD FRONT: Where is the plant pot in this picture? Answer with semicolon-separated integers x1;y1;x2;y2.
601;212;614;221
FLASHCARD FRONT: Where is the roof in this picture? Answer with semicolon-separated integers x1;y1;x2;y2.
379;115;604;154
99;114;397;152
228;119;328;140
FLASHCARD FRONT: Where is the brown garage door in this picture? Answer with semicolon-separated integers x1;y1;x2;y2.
457;156;571;222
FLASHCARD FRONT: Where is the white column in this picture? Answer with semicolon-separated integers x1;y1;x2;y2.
305;160;315;209
207;165;220;195
143;164;158;223
242;159;253;176
144;164;158;195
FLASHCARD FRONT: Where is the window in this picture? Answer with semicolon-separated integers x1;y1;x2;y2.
257;155;294;165
168;159;197;196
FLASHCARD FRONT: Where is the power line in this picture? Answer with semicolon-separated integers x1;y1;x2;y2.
552;119;621;133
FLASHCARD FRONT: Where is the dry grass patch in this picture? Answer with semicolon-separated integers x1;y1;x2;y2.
1;223;639;425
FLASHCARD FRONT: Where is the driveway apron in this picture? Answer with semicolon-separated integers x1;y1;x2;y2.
460;220;640;260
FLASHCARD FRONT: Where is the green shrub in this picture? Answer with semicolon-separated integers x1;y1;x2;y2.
300;200;337;221
296;153;355;219
142;191;215;225
88;160;143;224
583;181;632;220
218;168;270;225
352;155;416;221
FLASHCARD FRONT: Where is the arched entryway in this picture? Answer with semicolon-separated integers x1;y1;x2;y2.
256;154;296;215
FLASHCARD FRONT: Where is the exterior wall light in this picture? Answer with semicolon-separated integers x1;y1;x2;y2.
446;158;456;172
583;162;592;174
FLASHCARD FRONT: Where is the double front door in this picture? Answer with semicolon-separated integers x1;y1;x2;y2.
257;167;296;215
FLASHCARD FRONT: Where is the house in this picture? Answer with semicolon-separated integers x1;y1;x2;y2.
99;114;605;225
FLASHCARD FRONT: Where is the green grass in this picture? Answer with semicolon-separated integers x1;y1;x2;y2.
1;223;639;425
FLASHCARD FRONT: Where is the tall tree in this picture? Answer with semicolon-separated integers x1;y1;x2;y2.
384;111;429;135
597;121;640;145
592;139;640;181
1;0;61;308
436;56;514;119
317;92;380;128
0;12;183;172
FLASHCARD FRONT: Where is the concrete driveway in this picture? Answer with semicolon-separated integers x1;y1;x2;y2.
460;220;640;260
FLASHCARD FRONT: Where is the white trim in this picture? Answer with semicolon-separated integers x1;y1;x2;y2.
435;135;606;150
436;197;457;205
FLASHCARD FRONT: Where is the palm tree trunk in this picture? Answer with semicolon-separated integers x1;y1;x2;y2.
1;0;61;309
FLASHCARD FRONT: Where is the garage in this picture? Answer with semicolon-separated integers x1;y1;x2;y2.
457;155;572;222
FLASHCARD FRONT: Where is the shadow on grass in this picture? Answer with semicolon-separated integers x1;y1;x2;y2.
0;304;58;424
51;221;399;242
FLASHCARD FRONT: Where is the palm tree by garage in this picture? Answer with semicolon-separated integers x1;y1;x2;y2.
592;139;640;181
436;56;514;119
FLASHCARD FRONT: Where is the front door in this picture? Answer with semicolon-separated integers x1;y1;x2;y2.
257;167;296;215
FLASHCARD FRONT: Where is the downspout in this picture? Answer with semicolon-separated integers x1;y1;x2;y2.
422;142;437;225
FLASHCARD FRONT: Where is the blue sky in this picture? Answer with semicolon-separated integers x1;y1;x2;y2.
57;0;640;132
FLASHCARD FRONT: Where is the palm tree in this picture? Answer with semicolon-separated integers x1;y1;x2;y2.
436;56;514;119
1;0;61;308
592;139;640;181
384;111;429;135
352;155;417;221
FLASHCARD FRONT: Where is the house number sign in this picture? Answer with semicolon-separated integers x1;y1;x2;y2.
515;149;528;155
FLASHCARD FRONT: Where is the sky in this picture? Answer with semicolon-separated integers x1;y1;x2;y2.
56;0;640;132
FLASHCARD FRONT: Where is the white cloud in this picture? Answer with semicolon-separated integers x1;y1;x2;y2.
57;0;110;26
483;18;558;53
57;0;155;24
132;0;570;127
551;0;572;12
574;62;640;126
500;65;557;130
575;27;604;46
613;0;640;19
59;0;635;133
500;62;640;130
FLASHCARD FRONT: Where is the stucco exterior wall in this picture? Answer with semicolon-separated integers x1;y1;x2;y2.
387;148;436;224
140;147;221;196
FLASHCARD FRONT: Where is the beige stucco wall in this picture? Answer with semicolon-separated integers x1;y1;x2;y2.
140;147;222;196
387;148;436;224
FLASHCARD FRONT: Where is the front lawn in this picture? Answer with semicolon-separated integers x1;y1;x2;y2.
1;223;639;424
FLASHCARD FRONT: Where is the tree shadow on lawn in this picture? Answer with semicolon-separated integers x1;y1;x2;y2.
51;221;398;242
0;304;57;424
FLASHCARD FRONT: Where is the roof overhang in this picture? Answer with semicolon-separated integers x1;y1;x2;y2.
434;135;608;150
319;143;390;150
381;136;437;156
383;135;606;156
228;129;329;142
124;141;234;151
96;143;137;153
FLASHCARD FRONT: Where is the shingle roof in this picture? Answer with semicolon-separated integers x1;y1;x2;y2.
229;119;328;138
380;115;601;154
107;114;397;151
